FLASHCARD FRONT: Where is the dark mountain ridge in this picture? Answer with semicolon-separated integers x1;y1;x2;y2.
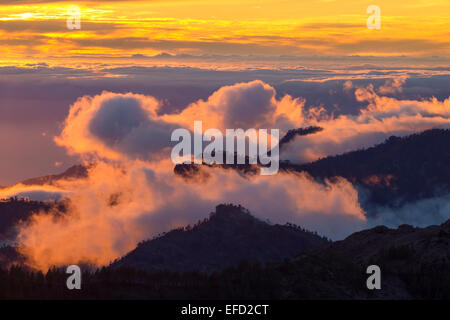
97;216;450;299
110;204;329;273
1;212;448;299
287;128;450;207
175;128;450;209
19;164;89;186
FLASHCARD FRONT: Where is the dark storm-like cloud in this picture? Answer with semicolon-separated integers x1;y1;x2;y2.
87;94;179;159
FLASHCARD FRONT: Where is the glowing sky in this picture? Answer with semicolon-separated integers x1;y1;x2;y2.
1;0;450;186
0;0;449;63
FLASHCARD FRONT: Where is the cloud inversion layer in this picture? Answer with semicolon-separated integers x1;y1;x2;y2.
14;79;450;270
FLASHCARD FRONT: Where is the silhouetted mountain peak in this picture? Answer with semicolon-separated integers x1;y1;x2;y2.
208;204;259;224
325;219;450;269
111;204;329;273
20;164;91;186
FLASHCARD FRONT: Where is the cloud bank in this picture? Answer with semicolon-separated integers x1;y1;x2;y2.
13;79;450;271
17;161;366;271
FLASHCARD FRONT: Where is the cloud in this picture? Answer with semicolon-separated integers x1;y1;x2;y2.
281;81;450;163
377;78;406;95
369;194;450;229
10;77;450;173
14;80;374;270
54;81;306;163
171;80;305;132
0;184;69;201
55;92;179;161
13;79;450;271
16;160;366;271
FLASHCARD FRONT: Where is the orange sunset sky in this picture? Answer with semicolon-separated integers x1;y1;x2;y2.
0;0;449;64
1;0;450;186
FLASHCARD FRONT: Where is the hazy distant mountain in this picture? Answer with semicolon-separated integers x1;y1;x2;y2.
19;164;89;186
111;204;329;273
